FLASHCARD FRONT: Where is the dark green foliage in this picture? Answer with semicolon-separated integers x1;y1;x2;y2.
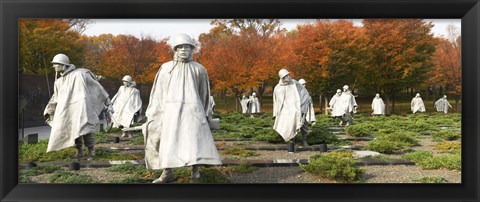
221;147;259;157
48;170;94;183
345;123;376;137
19;139;76;163
433;130;461;141
365;140;409;154
300;154;365;182
225;163;259;174
252;129;284;143
307;125;339;145
402;150;461;170
19;165;63;183
413;176;449;183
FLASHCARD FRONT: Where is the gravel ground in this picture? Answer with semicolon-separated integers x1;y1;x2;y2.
26;164;461;184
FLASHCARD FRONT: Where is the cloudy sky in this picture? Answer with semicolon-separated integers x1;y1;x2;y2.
83;19;461;45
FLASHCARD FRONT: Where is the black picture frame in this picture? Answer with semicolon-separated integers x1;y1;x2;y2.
1;0;479;201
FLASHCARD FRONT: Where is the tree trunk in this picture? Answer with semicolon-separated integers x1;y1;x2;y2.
324;96;329;115
318;94;322;114
391;94;395;114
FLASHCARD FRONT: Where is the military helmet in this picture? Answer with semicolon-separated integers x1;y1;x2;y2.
51;53;70;65
172;33;195;50
122;75;133;83
278;69;290;79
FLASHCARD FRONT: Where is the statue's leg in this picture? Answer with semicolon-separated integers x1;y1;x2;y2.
152;168;175;183
73;137;84;159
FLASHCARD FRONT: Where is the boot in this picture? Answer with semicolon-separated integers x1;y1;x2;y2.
339;120;343;126
73;146;84;159
87;146;95;161
191;165;200;181
152;168;175;183
121;131;127;138
302;133;309;147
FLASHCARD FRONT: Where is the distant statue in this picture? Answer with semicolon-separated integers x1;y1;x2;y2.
338;85;357;126
434;95;453;114
273;69;316;149
143;33;222;183
248;92;261;114
329;89;343;118
111;75;142;134
371;93;385;115
240;95;249;113
44;53;111;161
411;93;426;114
297;78;316;146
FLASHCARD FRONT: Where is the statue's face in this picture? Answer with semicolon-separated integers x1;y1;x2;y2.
176;44;192;60
52;63;66;72
281;75;291;84
123;81;130;87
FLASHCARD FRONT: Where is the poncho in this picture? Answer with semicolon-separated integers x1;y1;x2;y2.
273;79;315;142
111;84;142;128
144;59;222;169
435;98;452;113
338;91;357;114
240;97;249;113
44;66;109;152
329;93;344;117
248;96;261;114
371;97;385;115
411;97;426;114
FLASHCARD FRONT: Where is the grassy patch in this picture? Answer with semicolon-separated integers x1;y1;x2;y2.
433;141;461;153
221;147;259;158
174;167;230;184
224;163;259;174
402;150;461;170
432;130;461;141
48;170;94;183
413;176;449;183
19;139;76;163
19;165;63;183
300;153;365;183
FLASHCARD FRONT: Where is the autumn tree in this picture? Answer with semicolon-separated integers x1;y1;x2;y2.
198;19;284;111
428;25;461;111
94;34;172;84
360;19;436;114
283;20;367;113
19;19;85;75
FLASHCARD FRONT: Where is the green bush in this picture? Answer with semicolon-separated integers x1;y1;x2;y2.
413;176;449;183
225;163;258;174
433;141;461;153
174;167;229;183
252;129;284;143
107;162;147;175
19;139;76;163
221;147;259;157
377;132;419;147
402;150;434;162
48;170;94;183
433;130;461;141
402;150;461;170
345;123;375;137
306;126;338;145
300;154;365;183
365;139;409;154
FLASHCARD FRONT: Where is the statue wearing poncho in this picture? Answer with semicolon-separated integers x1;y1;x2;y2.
371;93;386;115
144;33;221;183
434;95;452;114
240;95;249;113
273;70;315;143
411;93;426;114
111;75;142;128
44;54;109;159
248;92;261;114
329;89;343;117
